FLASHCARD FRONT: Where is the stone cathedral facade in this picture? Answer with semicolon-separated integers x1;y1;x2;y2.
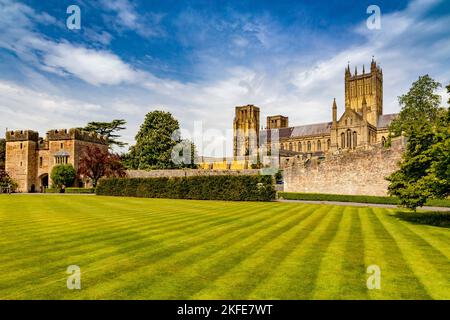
233;59;397;161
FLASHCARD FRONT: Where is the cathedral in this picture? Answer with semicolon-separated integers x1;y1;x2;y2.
233;59;397;162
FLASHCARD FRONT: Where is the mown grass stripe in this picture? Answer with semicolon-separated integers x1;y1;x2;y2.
0;203;292;299
241;205;344;299
374;208;450;299
361;208;430;299
1;196;449;300
310;207;353;299
337;207;368;299
392;215;450;260
0;203;270;291
171;205;326;299
74;204;312;299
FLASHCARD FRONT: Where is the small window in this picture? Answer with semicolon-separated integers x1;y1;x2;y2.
307;141;311;151
60;143;63;149
20;161;22;166
20;143;23;149
317;140;321;151
39;157;43;168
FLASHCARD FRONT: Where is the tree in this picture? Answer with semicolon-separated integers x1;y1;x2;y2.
0;139;5;170
126;111;181;169
387;76;449;210
83;119;127;148
389;75;442;137
51;164;76;189
78;145;125;187
0;169;17;192
170;139;198;169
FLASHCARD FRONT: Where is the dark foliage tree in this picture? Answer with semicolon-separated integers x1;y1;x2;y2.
78;145;125;187
83;119;127;148
387;76;449;210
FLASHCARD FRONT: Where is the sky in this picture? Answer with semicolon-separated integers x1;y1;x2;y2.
0;0;449;157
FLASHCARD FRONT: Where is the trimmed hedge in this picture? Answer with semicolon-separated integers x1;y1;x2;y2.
278;192;450;208
96;175;276;201
45;187;95;194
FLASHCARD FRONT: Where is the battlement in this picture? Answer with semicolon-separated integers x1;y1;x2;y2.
6;130;39;142
46;128;107;145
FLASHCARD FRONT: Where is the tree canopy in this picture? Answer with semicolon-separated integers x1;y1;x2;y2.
83;119;127;148
51;164;76;189
125;111;196;169
387;76;449;210
78;145;125;187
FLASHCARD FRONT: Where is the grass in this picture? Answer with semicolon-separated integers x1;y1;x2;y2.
278;192;450;208
0;195;449;300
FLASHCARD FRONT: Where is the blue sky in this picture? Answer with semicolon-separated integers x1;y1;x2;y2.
0;0;449;156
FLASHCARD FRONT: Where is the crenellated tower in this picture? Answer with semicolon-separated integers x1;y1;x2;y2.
345;58;383;126
233;105;260;158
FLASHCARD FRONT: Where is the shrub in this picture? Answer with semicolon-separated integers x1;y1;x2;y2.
96;175;275;201
0;169;18;192
45;187;95;194
51;165;76;189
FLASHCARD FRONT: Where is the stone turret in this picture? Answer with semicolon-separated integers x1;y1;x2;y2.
332;98;337;124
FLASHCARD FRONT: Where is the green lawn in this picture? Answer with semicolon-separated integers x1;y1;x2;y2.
0;195;449;300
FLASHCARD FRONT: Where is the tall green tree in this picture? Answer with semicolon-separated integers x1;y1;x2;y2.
387;76;449;210
126;111;181;169
0;139;5;170
83;119;127;148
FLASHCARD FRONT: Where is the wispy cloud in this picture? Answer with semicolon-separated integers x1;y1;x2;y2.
100;0;165;38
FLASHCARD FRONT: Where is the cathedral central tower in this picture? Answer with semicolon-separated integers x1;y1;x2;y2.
345;58;383;126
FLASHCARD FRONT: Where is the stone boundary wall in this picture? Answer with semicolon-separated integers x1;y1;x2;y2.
126;169;261;178
283;145;404;196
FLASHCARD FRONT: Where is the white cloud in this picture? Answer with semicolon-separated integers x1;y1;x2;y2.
100;0;165;38
0;80;103;130
42;42;144;86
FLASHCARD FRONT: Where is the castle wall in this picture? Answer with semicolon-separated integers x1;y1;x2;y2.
283;143;404;196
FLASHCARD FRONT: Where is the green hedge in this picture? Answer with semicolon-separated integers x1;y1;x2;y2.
45;187;95;194
278;192;450;208
96;175;275;201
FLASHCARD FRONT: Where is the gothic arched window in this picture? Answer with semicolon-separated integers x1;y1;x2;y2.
289;143;292;151
347;129;352;149
298;142;302;152
307;141;311;151
353;131;357;149
317;140;321;151
341;133;345;148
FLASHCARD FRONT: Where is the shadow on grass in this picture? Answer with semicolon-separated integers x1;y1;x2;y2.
394;211;450;228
